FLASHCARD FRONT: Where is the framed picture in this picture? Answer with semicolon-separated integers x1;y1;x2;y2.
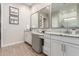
9;6;19;25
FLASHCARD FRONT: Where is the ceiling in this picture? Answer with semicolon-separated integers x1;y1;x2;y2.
23;3;38;7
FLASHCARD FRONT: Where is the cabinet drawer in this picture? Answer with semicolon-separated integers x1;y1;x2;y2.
44;34;51;39
51;35;79;45
44;39;50;43
51;35;61;40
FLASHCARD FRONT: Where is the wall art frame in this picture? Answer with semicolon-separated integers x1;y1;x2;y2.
9;6;19;25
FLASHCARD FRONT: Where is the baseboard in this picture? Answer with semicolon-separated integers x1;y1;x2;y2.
42;52;48;56
24;41;32;47
2;41;24;48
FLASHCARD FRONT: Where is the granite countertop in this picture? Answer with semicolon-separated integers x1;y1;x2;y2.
32;32;44;36
27;30;79;38
45;32;79;38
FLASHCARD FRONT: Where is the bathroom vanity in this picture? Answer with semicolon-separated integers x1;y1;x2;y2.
24;29;79;56
50;32;79;56
28;3;79;56
41;31;79;56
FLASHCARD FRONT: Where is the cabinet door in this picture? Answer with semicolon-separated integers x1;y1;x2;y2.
43;38;50;55
24;32;32;45
43;34;51;55
64;44;79;56
51;40;63;56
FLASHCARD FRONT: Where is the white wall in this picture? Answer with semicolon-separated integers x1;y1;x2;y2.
1;3;50;47
1;3;31;47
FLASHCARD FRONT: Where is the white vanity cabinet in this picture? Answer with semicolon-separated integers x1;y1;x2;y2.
43;34;51;55
24;31;32;45
51;39;63;56
51;34;79;56
51;41;79;56
63;43;79;56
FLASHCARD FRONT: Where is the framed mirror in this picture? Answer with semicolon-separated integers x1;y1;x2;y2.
51;3;79;29
51;3;61;28
31;12;39;28
38;6;50;29
31;5;50;29
59;3;79;29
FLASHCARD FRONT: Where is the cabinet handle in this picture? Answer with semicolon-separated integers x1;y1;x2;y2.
61;44;65;52
61;44;63;52
63;44;65;52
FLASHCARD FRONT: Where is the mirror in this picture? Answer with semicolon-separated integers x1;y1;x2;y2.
51;3;61;28
51;3;79;29
31;6;50;29
51;11;60;28
59;3;79;28
38;6;50;28
61;17;79;28
31;12;39;28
